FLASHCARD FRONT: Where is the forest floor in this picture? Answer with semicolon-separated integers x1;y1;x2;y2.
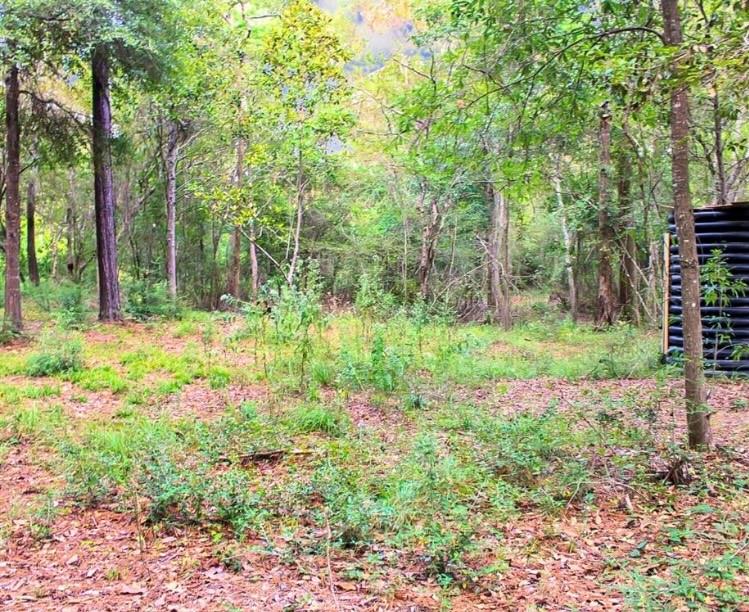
1;309;748;611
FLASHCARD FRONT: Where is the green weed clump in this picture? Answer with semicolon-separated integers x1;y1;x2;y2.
26;334;84;377
70;365;128;393
288;403;350;436
124;279;180;321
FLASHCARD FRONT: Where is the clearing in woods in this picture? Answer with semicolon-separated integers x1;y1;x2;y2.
1;307;748;610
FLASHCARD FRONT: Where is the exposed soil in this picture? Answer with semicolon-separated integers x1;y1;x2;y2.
1;323;748;610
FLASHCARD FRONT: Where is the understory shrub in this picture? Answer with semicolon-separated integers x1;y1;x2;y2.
124;279;180;320
26;334;84;377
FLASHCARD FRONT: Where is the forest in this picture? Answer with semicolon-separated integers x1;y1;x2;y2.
1;0;748;609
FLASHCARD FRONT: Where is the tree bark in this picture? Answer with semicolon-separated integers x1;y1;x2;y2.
552;172;577;322
712;93;727;206
3;65;22;333
595;102;618;327
486;181;511;329
92;46;122;321
288;147;304;287
417;196;441;300
26;168;40;286
661;0;710;449
617;149;638;323
164;120;179;300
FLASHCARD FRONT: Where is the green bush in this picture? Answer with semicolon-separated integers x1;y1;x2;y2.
26;335;84;377
124;279;179;321
288;403;349;436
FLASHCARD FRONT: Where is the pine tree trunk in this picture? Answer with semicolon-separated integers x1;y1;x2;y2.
164;120;179;301
3;65;22;332
92;46;122;321
595;102;618;327
26;169;40;286
661;0;710;449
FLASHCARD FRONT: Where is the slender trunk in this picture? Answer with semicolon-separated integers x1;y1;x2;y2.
92;46;122;321
288;149;304;287
712;93;727;206
486;181;511;329
26;162;40;286
553;172;577;322
164;120;179;300
617;150;638;323
402;215;409;299
228;228;242;298
661;0;710;449
595;102;618;327
66;204;75;279
249;221;259;300
3;65;22;332
417;196;441;300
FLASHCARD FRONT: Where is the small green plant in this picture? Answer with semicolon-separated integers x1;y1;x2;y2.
369;327;408;392
267;264;325;387
208;366;232;389
71;366;128;393
702;249;748;371
26;334;84;377
288;403;349;436
28;492;60;541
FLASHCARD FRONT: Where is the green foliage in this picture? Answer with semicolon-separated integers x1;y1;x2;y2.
288;403;349;437
69;365;128;394
26;334;84;377
56;284;88;330
124;280;180;321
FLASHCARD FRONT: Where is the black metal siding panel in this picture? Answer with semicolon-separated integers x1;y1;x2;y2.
667;204;749;374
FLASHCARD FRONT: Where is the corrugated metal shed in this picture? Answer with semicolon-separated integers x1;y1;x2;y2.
666;203;749;375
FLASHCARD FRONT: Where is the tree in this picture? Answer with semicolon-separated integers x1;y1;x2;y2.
260;0;353;287
91;45;122;320
660;0;710;448
3;64;23;332
595;102;618;327
65;0;182;320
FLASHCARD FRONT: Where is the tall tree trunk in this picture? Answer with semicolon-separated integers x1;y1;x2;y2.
486;181;511;329
26;168;40;286
595;102;618;327
92;46;122;321
164;120;179;301
417;196;441;300
552;172;578;322
661;0;710;449
3;65;22;332
617;149;638;323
